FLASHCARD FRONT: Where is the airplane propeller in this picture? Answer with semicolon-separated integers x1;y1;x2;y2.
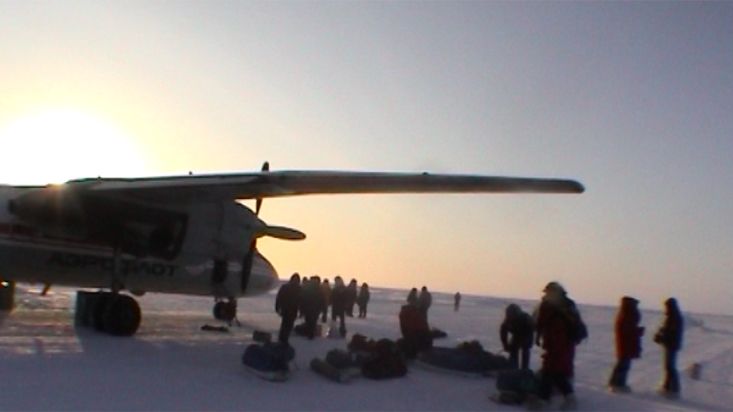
241;162;305;295
255;224;306;241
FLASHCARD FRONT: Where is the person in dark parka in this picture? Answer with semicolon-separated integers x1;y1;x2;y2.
345;279;358;317
608;296;644;392
274;273;301;344
330;276;348;337
500;303;534;370
320;278;331;323
406;288;418;306
654;297;684;398
299;276;324;339
357;283;370;318
533;282;583;410
399;303;432;358
417;286;432;321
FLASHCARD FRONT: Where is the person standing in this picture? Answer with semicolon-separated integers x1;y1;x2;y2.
533;282;585;410
357;283;370;318
417;286;432;321
298;276;309;318
345;279;358;317
406;288;418;306
320;278;331;323
330;276;348;337
454;292;461;312
300;276;324;339
399;302;433;358
654;297;684;398
500;303;534;370
608;296;644;393
274;273;301;344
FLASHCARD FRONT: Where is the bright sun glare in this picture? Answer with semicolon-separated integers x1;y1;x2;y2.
0;109;149;185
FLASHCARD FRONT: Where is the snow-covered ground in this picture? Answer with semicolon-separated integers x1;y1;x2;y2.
1;284;731;411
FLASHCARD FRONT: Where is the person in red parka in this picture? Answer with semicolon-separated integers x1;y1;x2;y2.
398;302;433;358
608;296;644;392
533;281;585;410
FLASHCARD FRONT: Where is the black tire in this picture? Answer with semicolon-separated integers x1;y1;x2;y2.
103;295;141;336
0;281;15;311
91;293;111;331
213;301;235;322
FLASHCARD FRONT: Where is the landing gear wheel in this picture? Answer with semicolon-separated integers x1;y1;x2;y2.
102;295;142;336
213;301;236;323
92;293;111;331
0;281;15;311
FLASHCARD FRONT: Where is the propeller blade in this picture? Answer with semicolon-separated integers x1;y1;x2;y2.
257;225;306;241
255;199;263;216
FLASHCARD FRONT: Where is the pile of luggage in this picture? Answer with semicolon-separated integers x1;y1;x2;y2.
310;334;408;383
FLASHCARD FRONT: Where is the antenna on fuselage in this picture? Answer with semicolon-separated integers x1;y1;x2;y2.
255;161;269;216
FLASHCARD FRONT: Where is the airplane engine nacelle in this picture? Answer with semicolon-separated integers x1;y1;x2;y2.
182;202;259;262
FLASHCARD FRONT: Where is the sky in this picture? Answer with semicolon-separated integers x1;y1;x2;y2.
0;1;732;314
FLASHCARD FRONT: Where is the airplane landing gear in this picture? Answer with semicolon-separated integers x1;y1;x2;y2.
0;281;15;311
212;298;239;326
76;291;141;336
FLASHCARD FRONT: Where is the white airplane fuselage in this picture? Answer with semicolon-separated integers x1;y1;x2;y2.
0;186;278;299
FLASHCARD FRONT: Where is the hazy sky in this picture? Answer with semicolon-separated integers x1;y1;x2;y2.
1;1;732;314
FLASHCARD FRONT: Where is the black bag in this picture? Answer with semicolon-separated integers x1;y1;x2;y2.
325;349;356;369
348;334;372;352
361;339;407;380
571;316;588;344
252;330;272;343
566;305;588;344
496;369;538;402
242;342;295;373
430;328;448;339
294;323;308;336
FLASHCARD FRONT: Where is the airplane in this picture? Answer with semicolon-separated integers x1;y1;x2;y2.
0;163;584;336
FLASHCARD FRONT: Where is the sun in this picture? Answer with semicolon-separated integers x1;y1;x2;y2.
0;109;149;185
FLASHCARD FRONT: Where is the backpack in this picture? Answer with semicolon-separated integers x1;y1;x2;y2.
567;304;588;344
361;339;407;380
495;369;539;404
242;342;295;376
325;349;356;369
349;333;377;353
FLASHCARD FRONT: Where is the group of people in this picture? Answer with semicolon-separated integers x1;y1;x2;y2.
278;275;685;407
274;273;371;343
608;296;683;397
498;282;685;409
406;286;433;321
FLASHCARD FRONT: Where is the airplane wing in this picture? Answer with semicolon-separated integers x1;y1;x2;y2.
62;170;584;203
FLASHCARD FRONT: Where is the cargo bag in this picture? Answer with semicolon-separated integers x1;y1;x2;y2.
361;339;407;380
417;345;511;376
493;369;539;404
242;342;295;382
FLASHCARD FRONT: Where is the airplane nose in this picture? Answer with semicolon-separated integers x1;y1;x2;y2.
244;251;279;295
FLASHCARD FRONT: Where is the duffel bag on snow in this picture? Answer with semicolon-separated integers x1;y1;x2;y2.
361;339;407;380
310;356;361;383
242;342;295;381
325;349;359;369
418;346;511;375
494;369;539;403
